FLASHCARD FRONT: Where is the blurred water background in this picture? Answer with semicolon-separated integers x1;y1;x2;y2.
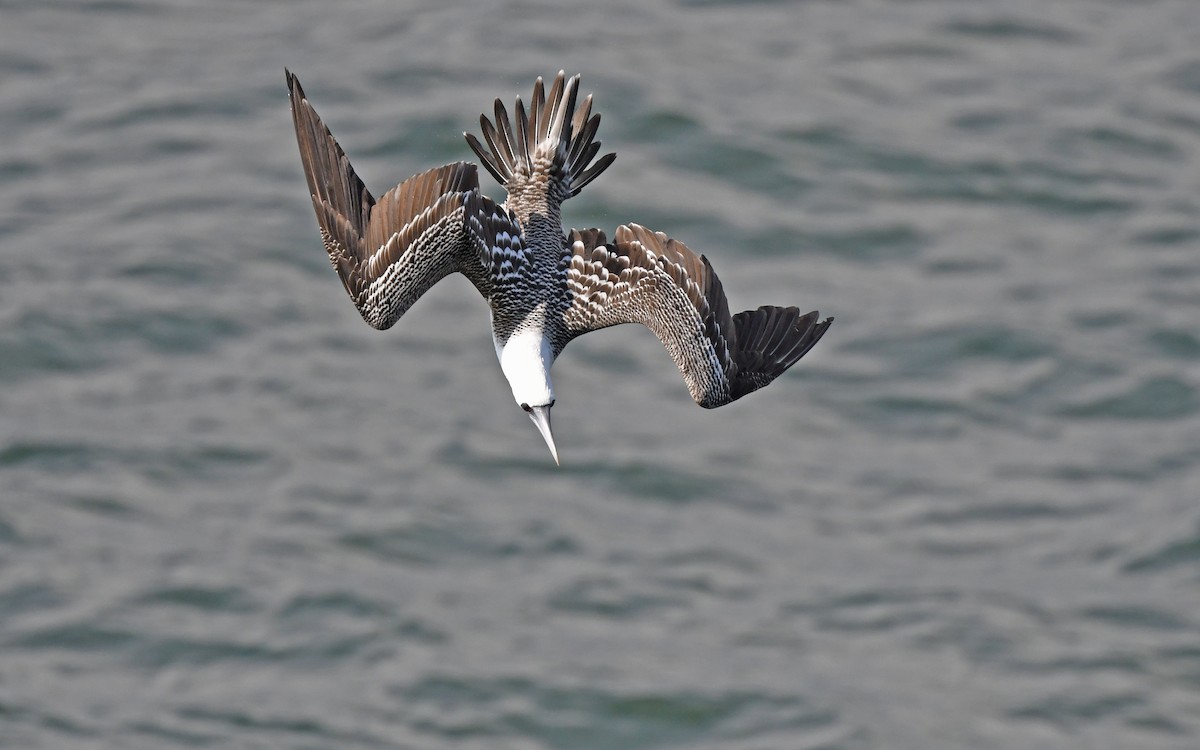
3;0;1200;748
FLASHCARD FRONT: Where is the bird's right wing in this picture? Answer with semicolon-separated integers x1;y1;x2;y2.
562;224;832;408
288;70;523;329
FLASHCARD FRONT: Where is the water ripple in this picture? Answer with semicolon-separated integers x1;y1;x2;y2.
1058;376;1200;421
394;675;834;748
1123;527;1200;575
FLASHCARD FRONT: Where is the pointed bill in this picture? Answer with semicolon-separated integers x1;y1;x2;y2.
527;405;560;465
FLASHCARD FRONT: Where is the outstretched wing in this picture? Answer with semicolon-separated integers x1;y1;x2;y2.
288;70;518;329
562;224;832;408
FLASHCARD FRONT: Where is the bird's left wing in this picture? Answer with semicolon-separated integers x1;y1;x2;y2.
288;70;520;329
562;224;831;407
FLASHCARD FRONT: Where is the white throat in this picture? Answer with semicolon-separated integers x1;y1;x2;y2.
496;329;556;407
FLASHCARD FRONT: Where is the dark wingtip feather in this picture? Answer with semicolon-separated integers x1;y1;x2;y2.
727;306;832;402
285;69;305;104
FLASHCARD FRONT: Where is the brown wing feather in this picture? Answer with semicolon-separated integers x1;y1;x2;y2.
287;70;485;329
288;71;374;245
563;224;736;407
563;223;831;407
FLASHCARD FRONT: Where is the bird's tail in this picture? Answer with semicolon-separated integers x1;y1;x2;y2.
466;71;616;200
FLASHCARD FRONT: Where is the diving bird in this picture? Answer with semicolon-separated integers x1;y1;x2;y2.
287;70;831;464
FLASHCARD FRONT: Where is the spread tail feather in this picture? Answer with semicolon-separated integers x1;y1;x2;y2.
465;71;616;198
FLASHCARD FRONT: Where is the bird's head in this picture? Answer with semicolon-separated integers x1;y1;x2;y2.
497;330;560;465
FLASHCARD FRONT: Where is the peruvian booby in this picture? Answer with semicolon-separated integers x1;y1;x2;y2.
287;70;832;464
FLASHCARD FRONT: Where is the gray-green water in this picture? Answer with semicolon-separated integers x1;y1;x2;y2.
3;1;1200;748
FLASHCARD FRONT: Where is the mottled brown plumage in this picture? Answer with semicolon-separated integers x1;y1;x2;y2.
287;68;831;461
288;70;522;330
562;224;832;407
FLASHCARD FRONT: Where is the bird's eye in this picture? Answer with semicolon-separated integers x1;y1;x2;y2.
549;399;556;407
521;403;532;412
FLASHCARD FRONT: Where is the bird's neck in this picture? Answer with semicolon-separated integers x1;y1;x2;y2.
495;328;556;406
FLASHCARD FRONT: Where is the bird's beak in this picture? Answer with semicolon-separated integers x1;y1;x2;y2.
526;405;560;465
